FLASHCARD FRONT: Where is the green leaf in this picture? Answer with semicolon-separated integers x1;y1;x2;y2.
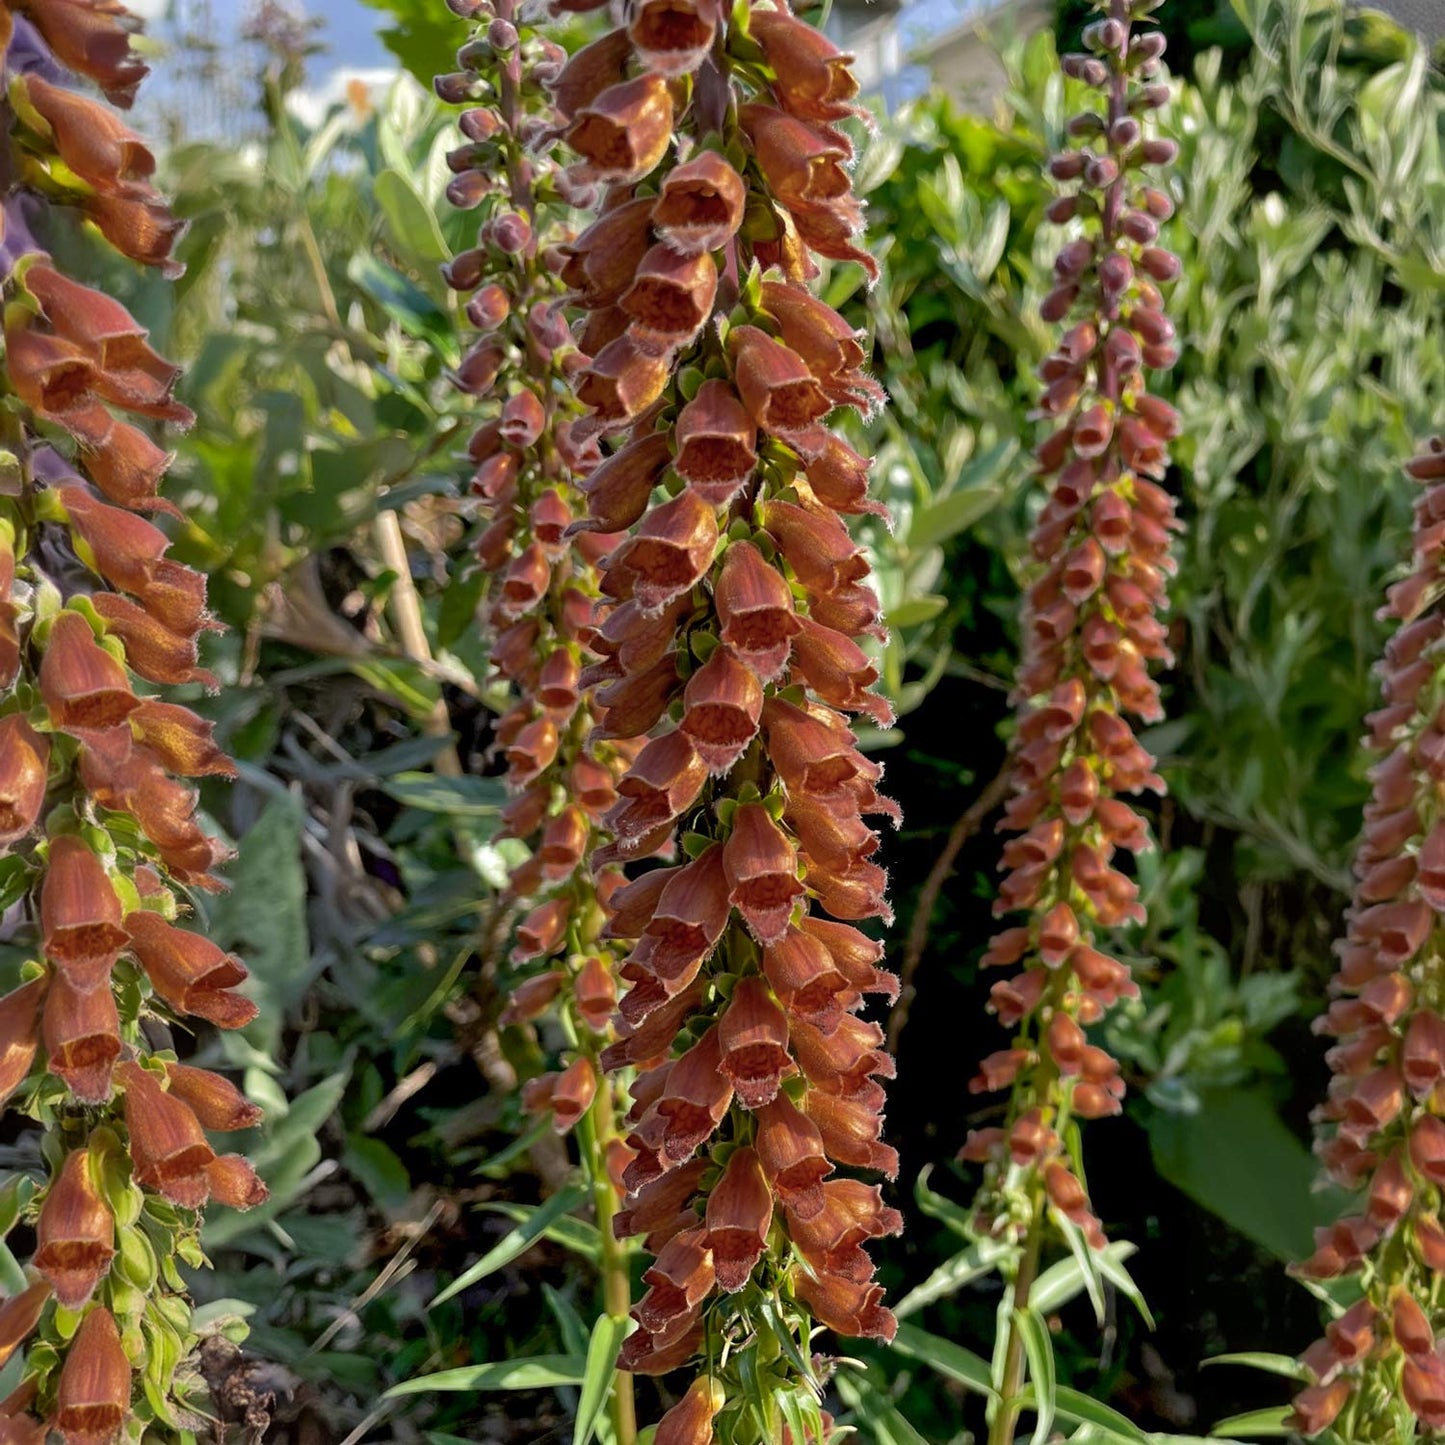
207;795;311;1057
907;440;1018;549
484;1199;601;1262
1207;1406;1296;1439
355;0;467;86
1029;1242;1135;1317
893;1236;1013;1319
1147;1087;1349;1261
1202;1353;1311;1382
346;252;458;362
887;595;948;629
834;1370;930;1445
433;1183;590;1305
913;1164;981;1240
1016;1384;1148;1442
1012;1307;1056;1445
891;1323;996;1399
375;168;450;268
0;1175;36;1238
572;1313;628;1445
382;772;506;817
386;1356;587;1398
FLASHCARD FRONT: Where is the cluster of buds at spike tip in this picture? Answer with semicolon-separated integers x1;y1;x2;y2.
0;5;267;1438
959;0;1180;1260
544;0;900;1433
1289;438;1445;1438
436;0;647;1169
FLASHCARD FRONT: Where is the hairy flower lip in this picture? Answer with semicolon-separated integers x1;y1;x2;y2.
0;716;49;848
0;1281;53;1372
34;1149;115;1309
120;1061;216;1208
0;978;44;1108
628;0;717;76
730;326;831;455
43;969;121;1103
722;803;804;945
41;836;128;991
717;977;792;1109
674;380;757;504
54;1303;129;1445
601;489;719;615
703;1146;772;1290
567;74;673;184
715;539;801;681
679;647;763;775
40;610;139;731
652;150;746;255
123;910;255;1027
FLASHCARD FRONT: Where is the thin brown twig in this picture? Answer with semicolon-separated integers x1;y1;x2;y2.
888;764;1011;1054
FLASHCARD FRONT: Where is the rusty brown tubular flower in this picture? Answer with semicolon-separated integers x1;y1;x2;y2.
544;0;898;1432
955;2;1181;1440
1288;437;1445;1438
436;3;647;1439
0;6;265;1438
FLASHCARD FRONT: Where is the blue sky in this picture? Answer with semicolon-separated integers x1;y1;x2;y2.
298;0;392;72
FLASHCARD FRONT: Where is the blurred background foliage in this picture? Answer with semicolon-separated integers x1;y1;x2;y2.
95;0;1445;1438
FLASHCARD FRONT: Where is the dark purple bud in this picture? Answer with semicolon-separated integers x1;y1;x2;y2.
1138;246;1181;282
467;284;511;331
1131;31;1167;63
529;302;571;354
1137;82;1170;110
1098;251;1133;299
443;247;486;291
448;171;492;210
1041;285;1078;323
457;37;492;69
1140;138;1179;166
1104;327;1141;374
1068;112;1106;138
1083;17;1126;51
460;107;501;143
1127;306;1174;346
1055;238;1094;279
1084;155;1119;188
455;341;506;394
436;71;481;104
489;212;532;254
1062;54;1109;86
487;18;518;49
1140;187;1175;220
1046;195;1078;224
1109;117;1141;149
1141;342;1178;369
1120;210;1158;244
1049;152;1086;180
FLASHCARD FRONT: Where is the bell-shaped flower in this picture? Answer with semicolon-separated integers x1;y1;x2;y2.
704;1146;772;1290
34;1149;115;1309
43;971;120;1102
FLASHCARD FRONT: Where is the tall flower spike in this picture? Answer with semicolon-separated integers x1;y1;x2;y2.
436;5;643;1440
959;3;1180;1440
1290;436;1445;1438
551;0;896;1434
0;6;266;1436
